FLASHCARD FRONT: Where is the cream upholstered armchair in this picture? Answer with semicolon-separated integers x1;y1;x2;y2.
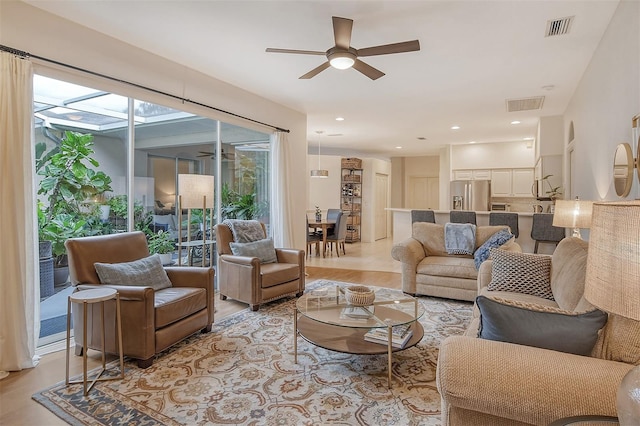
65;231;214;368
215;221;305;311
436;237;639;425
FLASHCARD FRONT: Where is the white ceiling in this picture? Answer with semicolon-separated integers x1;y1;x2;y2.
26;0;619;158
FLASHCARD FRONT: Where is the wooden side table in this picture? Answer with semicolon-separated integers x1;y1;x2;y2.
65;287;124;396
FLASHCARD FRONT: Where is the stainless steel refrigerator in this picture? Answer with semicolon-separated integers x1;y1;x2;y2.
450;180;491;211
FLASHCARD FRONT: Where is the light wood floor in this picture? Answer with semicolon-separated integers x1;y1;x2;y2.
0;238;400;426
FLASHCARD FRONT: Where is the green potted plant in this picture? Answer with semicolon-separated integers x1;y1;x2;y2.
147;230;175;265
37;130;113;284
315;206;322;222
542;174;563;201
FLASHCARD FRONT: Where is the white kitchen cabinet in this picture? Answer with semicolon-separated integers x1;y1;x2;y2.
491;168;534;197
512;169;535;197
472;169;491;180
453;169;491;180
491;170;512;196
453;170;473;180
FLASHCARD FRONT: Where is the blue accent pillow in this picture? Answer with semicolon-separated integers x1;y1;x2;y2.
474;229;513;270
476;295;608;356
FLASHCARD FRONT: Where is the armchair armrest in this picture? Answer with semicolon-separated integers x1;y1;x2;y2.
219;254;261;267
275;248;305;265
477;260;493;292
437;336;634;425
74;282;155;360
391;237;426;295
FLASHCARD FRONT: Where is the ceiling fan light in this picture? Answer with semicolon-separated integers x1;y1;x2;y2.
329;52;355;70
310;169;329;178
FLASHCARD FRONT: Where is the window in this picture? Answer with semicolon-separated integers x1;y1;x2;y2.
34;74;270;346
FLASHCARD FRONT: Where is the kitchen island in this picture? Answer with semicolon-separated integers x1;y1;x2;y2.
386;208;557;254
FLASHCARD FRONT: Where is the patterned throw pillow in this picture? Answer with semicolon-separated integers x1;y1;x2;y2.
476;295;608;356
94;254;172;291
229;238;278;264
487;249;554;300
473;229;513;270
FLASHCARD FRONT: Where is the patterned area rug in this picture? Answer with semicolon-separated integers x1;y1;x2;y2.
33;280;473;425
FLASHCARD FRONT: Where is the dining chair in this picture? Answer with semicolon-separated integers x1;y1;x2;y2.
489;212;519;238
531;213;565;253
306;218;322;258
450;210;477;225
326;212;348;257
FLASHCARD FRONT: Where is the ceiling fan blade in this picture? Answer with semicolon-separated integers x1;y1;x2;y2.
265;48;325;55
333;16;353;50
352;59;385;80
357;40;420;57
299;62;331;79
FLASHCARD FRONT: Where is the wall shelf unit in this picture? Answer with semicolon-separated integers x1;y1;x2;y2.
341;158;362;243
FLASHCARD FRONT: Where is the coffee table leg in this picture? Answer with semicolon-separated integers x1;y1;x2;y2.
387;326;392;388
293;308;298;364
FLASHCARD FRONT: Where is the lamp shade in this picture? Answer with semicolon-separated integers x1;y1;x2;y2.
310;169;329;178
552;199;594;229
584;201;640;321
178;174;214;209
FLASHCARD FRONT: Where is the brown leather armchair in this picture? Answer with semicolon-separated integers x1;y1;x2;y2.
215;222;305;311
65;231;214;368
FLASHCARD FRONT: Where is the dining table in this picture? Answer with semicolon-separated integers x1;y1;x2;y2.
307;219;336;257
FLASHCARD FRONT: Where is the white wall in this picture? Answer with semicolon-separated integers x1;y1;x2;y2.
451;141;535;170
1;1;308;249
537;116;564;157
563;0;640;203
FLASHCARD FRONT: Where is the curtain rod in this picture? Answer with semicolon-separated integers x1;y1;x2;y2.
1;44;290;133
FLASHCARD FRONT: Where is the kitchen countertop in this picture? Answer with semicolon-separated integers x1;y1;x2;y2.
386;208;534;217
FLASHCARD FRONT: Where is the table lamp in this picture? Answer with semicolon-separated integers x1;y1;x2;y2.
584;200;640;425
552;197;594;239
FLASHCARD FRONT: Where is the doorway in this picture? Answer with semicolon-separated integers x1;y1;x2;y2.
374;173;389;240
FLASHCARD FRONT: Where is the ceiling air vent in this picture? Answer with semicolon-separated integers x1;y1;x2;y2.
506;96;545;112
545;16;574;37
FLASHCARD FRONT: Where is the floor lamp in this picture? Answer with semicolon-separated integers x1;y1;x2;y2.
584;201;640;425
177;174;215;267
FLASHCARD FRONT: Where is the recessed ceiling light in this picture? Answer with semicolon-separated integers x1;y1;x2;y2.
542;85;555;91
451;125;460;130
395;146;403;149
523;137;534;140
335;117;344;121
469;141;476;144
511;120;521;125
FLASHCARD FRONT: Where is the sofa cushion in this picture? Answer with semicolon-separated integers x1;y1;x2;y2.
94;254;172;291
154;287;207;328
418;256;478;280
591;314;640;365
229;238;277;263
474;229;514;270
476;295;608;356
488;249;554;300
260;262;300;288
412;222;449;256
550;237;590;311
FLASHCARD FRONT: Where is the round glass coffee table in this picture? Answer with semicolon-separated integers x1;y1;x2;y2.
294;284;425;388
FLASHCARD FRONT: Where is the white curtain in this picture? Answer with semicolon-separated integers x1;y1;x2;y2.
270;131;294;247
0;51;39;377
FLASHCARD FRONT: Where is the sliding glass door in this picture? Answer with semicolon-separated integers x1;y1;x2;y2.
33;74;271;347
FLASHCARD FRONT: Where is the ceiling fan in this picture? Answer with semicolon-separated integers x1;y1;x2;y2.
266;16;420;80
197;149;235;160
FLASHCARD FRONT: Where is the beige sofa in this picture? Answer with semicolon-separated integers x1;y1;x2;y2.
391;222;521;301
436;237;639;425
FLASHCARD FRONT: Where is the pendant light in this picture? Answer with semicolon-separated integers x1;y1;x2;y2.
310;131;328;178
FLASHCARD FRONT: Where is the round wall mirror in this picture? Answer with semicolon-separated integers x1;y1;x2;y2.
613;142;633;197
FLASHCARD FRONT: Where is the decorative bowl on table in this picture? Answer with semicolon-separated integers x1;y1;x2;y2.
344;285;375;306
